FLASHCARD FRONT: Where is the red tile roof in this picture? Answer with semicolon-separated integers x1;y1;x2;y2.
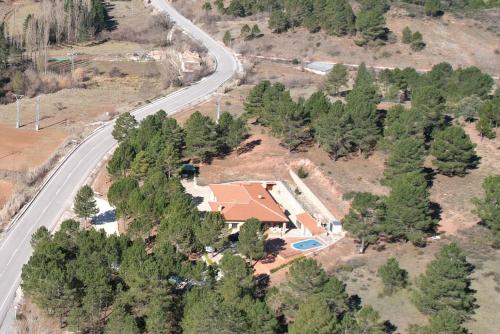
208;183;288;223
296;212;326;236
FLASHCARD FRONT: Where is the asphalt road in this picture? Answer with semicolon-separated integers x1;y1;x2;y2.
0;1;238;332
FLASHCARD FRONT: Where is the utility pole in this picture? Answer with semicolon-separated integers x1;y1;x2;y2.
216;95;221;124
35;95;40;131
14;94;24;129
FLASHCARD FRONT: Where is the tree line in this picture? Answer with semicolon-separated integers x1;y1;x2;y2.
107;110;247;252
219;0;391;45
7;0;110;72
245;60;498;248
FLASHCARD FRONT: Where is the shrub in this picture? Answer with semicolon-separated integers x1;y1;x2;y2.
297;166;309;179
109;67;125;78
378;258;408;295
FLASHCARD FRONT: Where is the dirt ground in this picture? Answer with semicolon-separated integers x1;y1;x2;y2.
431;123;500;234
175;1;500;76
0;1;183;216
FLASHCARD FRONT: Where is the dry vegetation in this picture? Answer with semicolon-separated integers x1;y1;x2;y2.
173;0;500;76
0;0;213;227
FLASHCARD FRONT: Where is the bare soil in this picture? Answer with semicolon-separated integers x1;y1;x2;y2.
175;1;500;76
431;123;500;234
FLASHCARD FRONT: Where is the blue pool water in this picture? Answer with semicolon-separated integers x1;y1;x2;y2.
291;239;323;251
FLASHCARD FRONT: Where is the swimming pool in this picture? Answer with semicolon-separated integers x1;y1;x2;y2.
291;239;323;251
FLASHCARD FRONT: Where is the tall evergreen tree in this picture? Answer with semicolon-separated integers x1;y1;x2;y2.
383;137;425;184
112;112;138;142
383;172;435;245
0;24;9;68
410;309;467;334
325;63;348;96
321;0;355;36
315;101;355;160
380;106;425;151
238;218;266;263
104;303;140;334
184;111;218;162
355;8;386;44
342;192;382;253
413;243;476;319
74;185;99;226
430;126;477;176
412;85;446;137
473;175;500;247
196;211;227;249
345;65;381;154
378;258;408;295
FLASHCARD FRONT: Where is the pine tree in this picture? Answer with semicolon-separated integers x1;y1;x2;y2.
383;172;435;245
355;8;386;44
104;303;140;334
278;258;330;318
476;100;498;139
74;185;99;226
342;192;382;253
346;74;381;154
344;306;386;334
378;258;408;295
424;0;442;16
304;91;331;122
380;106;425;151
112;112;138;142
410;309;467;334
321;0;356;36
315;101;355;159
130;151;154;180
413;243;476;319
223;30;232;46
251;24;261;37
473;175;500;247
0;24;10;68
240;24;251;39
157;144;181;178
184;111;218;162
288;294;339;334
411;85;446;137
244;80;271;117
269;10;290;33
238;218;266;263
383;137;425;185
430;126;477;176
402;26;412;44
325;63;348;96
196;211;227;249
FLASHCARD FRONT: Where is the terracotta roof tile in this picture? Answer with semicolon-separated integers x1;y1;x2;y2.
296;212;326;236
209;183;288;223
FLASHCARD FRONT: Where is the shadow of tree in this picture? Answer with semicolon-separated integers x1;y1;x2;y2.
92;209;116;225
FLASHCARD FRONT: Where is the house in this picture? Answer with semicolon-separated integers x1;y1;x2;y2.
295;212;327;237
208;182;289;232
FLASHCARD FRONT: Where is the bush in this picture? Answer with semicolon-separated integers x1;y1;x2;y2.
297;166;309;179
109;67;125;78
378;258;408;295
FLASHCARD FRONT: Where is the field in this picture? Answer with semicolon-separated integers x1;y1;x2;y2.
174;1;500;76
0;0;198;217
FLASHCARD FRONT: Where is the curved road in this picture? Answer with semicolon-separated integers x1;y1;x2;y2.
0;1;238;331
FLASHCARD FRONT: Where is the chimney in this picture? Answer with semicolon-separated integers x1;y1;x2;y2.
218;205;224;211
258;195;264;199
